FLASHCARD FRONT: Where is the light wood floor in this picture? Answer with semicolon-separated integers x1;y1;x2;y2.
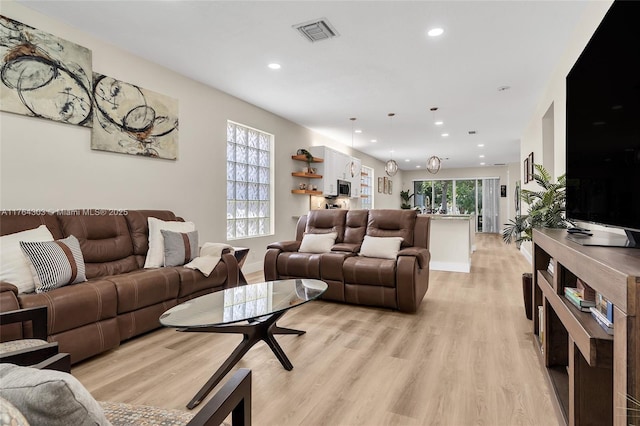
73;234;561;425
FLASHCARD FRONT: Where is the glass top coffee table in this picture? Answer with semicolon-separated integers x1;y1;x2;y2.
160;278;327;409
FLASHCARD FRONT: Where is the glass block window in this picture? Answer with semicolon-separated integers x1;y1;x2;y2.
226;121;273;240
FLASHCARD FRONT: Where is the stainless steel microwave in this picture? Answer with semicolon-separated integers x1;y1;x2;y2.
338;180;351;197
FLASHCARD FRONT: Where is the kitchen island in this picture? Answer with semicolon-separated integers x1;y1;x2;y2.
423;214;475;273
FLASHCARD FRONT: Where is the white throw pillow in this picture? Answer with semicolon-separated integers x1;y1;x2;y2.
144;217;196;268
298;232;337;254
0;225;54;293
359;235;404;259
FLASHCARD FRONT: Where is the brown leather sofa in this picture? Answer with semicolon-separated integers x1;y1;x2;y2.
0;210;238;364
264;209;431;313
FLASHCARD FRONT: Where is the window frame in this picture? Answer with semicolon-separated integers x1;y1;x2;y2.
226;120;275;241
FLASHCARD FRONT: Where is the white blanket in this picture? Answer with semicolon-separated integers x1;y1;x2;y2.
184;243;234;277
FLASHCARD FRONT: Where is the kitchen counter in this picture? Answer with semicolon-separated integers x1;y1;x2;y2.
421;214;475;273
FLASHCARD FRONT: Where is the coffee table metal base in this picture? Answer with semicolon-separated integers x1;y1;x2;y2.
181;311;304;409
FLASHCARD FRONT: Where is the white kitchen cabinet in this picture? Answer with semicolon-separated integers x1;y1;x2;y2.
309;146;361;197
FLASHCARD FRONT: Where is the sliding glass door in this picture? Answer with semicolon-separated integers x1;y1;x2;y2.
413;178;500;233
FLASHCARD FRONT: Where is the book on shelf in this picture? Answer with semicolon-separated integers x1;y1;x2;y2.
564;287;596;311
576;278;596;301
590;307;614;335
547;258;554;275
595;292;614;322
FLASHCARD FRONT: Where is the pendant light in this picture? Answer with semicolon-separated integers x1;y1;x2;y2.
427;107;442;174
427;155;442;174
349;117;357;178
385;113;398;176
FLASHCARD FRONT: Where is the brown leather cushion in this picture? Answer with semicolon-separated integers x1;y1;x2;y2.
18;280;117;335
0;212;63;239
275;252;321;279
366;209;417;247
343;256;396;287
319;252;351;282
58;213;137;279
106;268;180;314
305;210;347;243
124;210;179;257
343;209;368;244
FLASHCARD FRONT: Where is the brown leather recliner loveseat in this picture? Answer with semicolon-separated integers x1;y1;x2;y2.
264;209;431;313
0;210;238;364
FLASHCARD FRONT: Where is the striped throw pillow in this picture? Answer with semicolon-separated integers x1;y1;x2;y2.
161;229;198;267
19;235;87;293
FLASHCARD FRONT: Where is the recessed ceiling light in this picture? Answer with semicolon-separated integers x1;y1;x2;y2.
434;121;443;126
268;63;281;70
479;155;485;158
480;162;486;166
497;85;510;91
416;165;421;168
370;139;377;143
355;129;362;134
427;28;444;37
468;130;477;135
441;133;449;137
477;144;485;147
405;159;410;162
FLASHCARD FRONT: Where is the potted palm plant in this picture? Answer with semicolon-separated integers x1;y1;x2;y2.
503;163;572;248
503;163;572;320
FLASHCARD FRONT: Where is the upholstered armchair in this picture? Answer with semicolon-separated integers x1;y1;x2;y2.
0;363;251;426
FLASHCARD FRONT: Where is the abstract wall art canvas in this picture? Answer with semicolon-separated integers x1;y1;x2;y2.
92;73;179;160
0;15;93;127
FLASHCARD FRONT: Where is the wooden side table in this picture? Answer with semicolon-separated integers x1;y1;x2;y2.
232;247;249;284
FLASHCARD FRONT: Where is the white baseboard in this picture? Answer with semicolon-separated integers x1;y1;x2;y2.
429;260;471;273
520;245;532;264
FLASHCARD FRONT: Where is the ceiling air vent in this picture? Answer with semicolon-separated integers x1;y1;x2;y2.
293;18;339;43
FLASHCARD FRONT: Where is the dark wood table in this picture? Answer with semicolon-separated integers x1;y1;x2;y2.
232;247;249;284
159;278;328;409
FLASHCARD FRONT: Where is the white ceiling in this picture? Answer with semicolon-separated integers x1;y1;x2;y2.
19;0;590;170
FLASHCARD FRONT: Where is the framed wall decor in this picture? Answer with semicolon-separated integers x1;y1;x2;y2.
0;15;93;127
92;73;179;160
500;185;507;197
515;180;521;216
383;177;388;194
528;152;535;181
378;177;383;193
388;180;393;195
524;158;529;183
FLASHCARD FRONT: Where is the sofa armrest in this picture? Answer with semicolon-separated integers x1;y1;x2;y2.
0;281;19;295
397;247;430;269
266;241;301;252
221;252;240;288
331;243;361;253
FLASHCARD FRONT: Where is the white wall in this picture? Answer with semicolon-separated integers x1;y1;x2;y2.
518;0;615;260
402;165;511;232
0;1;394;273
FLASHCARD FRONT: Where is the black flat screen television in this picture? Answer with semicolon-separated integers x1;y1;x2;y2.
565;0;640;248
